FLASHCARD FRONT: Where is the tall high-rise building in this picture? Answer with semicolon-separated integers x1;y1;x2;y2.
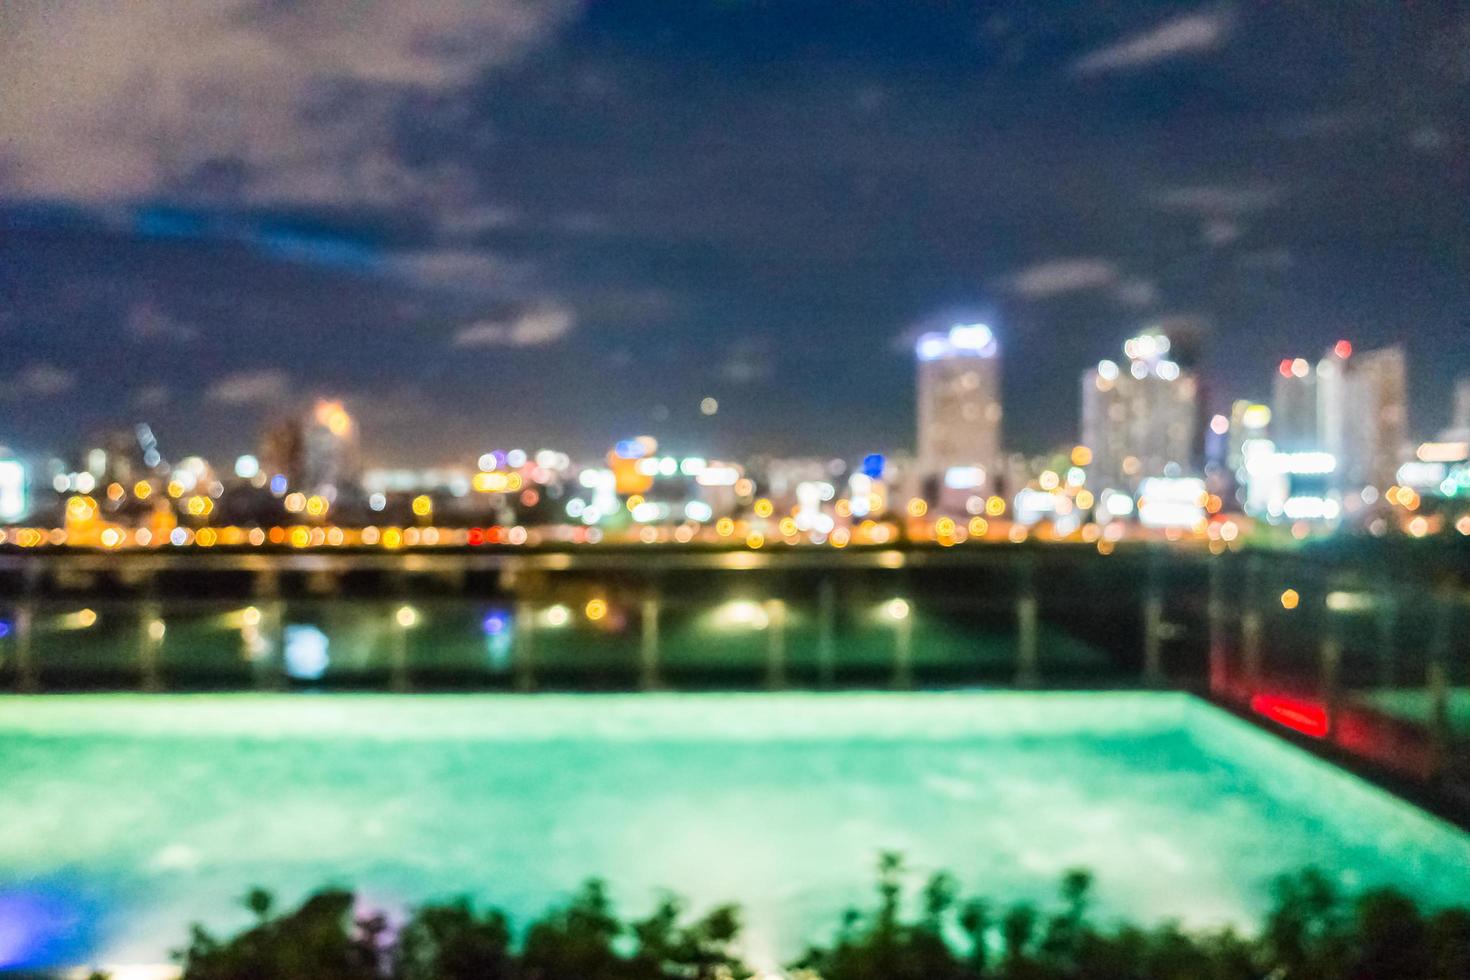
1262;340;1407;500
1318;342;1407;492
1150;316;1210;471
1451;377;1470;439
261;399;360;499
915;324;1002;491
1225;400;1272;474
82;424;163;488
1271;356;1318;453
1081;331;1198;491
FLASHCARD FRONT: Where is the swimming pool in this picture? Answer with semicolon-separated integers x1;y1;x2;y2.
1;691;1467;972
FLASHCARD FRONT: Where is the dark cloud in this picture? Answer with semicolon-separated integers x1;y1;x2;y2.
1005;259;1120;300
206;370;291;406
0;364;77;401
1071;10;1234;76
453;306;574;348
126;302;200;345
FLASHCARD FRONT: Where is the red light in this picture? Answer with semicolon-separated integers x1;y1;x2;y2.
1333;339;1352;359
1251;693;1329;738
1278;359;1294;377
467;528;485;546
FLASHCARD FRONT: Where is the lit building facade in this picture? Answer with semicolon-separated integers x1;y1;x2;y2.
261;399;360;499
915;324;1002;492
1225;400;1272;475
1267;340;1408;498
1449;377;1470;441
1271;357;1318;454
1081;331;1198;491
1318;343;1407;493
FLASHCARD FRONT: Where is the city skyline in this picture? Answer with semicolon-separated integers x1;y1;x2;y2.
0;321;1452;476
2;2;1468;464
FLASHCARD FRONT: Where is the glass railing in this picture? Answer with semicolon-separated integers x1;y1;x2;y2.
0;546;1464;810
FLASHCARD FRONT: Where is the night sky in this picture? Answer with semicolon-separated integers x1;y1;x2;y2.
2;1;1467;466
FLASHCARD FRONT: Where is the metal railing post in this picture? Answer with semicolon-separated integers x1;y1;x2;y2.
764;600;787;690
816;577;837;687
139;599;164;692
640;589;661;691
514;601;536;692
892;608;914;690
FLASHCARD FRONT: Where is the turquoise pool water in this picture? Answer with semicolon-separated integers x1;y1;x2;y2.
1;692;1468;972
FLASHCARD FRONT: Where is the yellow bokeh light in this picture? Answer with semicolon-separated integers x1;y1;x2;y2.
473;472;506;493
314;399;354;438
411;495;433;517
906;498;927;518
1280;589;1300;610
1070;446;1093;467
585;598;608;622
985;496;1006;517
753;498;774;518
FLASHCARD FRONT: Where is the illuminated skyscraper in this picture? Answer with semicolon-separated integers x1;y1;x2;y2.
1267;340;1406;494
1226;400;1272;475
1451;377;1470;440
0;456;27;523
261;399;360;498
1271;356;1318;453
1081;331;1199;491
84;424;162;488
915;324;1002;491
1317;343;1407;492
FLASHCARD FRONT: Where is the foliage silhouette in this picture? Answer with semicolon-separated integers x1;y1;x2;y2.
64;861;1470;980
